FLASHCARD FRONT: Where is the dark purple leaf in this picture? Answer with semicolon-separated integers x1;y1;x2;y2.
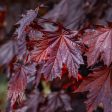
77;67;112;112
0;41;17;65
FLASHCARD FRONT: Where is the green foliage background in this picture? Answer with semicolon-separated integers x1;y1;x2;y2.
0;73;7;111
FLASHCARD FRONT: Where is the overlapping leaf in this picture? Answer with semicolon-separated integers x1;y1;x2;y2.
26;89;45;112
83;27;112;66
8;64;31;107
6;3;112;112
40;91;72;112
44;0;68;22
31;28;84;80
16;9;38;39
77;67;112;112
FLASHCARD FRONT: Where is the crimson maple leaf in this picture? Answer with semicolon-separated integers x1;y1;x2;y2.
83;27;112;66
8;64;28;107
31;28;84;80
76;67;112;112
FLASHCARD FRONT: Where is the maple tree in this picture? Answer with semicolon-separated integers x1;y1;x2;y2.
0;1;112;112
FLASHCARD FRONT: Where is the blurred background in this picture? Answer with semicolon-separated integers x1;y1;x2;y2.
0;0;112;111
0;0;112;42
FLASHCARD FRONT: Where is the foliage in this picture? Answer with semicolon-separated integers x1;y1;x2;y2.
0;1;112;112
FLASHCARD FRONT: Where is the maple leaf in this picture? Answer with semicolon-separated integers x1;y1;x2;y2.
44;0;88;29
83;27;112;66
15;8;39;60
8;64;28;107
76;67;112;112
40;91;72;112
44;0;68;22
15;6;47;59
26;89;45;112
31;28;84;80
16;8;39;40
